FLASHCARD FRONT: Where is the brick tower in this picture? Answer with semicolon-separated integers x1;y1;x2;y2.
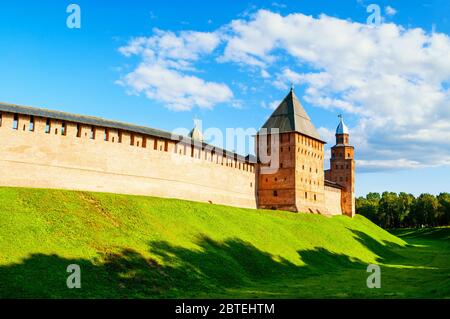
326;115;355;217
256;88;326;213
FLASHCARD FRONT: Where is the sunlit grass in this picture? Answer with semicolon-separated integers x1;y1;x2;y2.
0;187;448;298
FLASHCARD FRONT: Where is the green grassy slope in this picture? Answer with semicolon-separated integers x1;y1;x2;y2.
0;187;448;298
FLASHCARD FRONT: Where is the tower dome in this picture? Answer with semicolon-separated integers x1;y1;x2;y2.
189;119;204;142
336;115;349;135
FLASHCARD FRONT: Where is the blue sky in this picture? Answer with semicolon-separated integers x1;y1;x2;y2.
0;0;449;196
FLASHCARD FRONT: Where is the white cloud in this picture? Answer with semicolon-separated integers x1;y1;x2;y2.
261;100;280;110
231;100;244;109
118;9;450;172
120;63;232;111
385;6;397;16
219;10;450;171
118;29;233;111
272;2;287;9
357;159;423;172
317;126;334;145
119;29;221;65
261;69;270;78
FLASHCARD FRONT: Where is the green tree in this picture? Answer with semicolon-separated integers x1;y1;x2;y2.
356;197;378;224
366;192;381;202
437;193;450;225
356;193;380;225
411;194;439;227
397;193;415;227
378;192;399;228
356;192;449;229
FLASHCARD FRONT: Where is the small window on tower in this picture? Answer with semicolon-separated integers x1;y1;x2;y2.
61;122;66;136
90;126;95;139
76;124;81;138
45;118;50;133
13;114;19;130
29;116;35;131
273;190;278;197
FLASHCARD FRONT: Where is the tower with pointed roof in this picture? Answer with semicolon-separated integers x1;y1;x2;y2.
325;115;355;217
256;88;327;213
188;118;204;142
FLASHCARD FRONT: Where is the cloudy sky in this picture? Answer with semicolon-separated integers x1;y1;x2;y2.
1;0;449;196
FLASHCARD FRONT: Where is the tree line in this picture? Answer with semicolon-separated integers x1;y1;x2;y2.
356;192;450;229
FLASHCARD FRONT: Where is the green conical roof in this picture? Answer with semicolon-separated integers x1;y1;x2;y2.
188;119;204;142
260;88;324;142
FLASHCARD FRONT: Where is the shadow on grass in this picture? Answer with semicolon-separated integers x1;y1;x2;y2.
390;227;450;240
0;233;447;298
348;229;405;262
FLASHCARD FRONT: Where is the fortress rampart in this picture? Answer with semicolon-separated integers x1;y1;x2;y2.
0;105;257;209
0;88;354;216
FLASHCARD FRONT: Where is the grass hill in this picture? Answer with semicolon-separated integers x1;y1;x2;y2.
0;187;448;298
